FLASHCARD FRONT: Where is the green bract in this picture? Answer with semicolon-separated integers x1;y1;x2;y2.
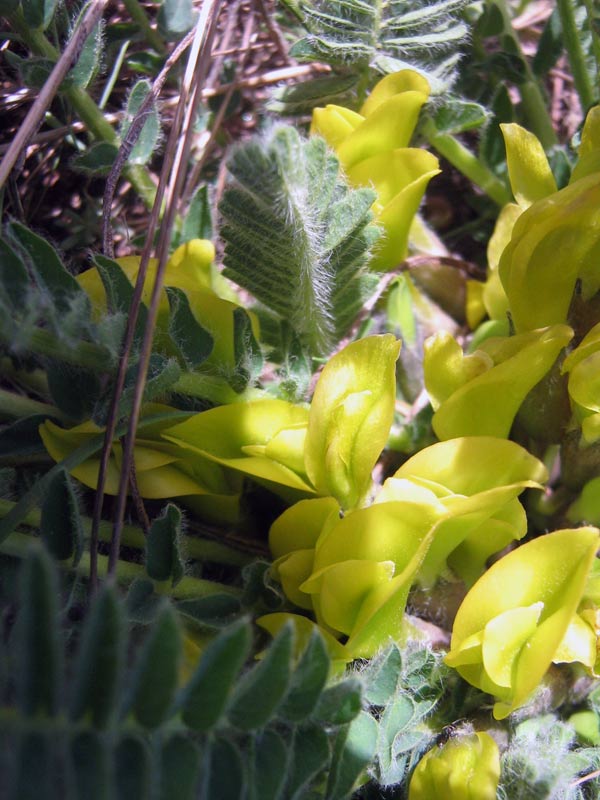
408;732;500;800
310;70;440;271
423;325;573;439
304;334;401;510
446;528;600;719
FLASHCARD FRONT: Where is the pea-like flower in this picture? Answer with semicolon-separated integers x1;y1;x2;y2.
445;527;599;719
39;403;241;523
468;106;600;332
265;437;546;660
561;321;600;444
408;732;500;800
310;70;440;271
423;325;573;440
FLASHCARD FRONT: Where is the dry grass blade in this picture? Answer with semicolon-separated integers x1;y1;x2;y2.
0;0;109;190
105;0;224;580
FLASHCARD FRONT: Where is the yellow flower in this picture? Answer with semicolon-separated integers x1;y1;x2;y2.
311;71;440;271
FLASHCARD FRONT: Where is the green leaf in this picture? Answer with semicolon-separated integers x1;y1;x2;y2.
68;8;103;88
120;79;161;165
146;504;185;586
279;630;330;721
73;143;120;175
41;468;84;565
128;602;182;728
115;735;151;800
228;622;294;730
93;254;148;336
166;286;214;369
312;678;363;725
0;237;29;310
15;547;61;716
0;415;51;458
203;738;245;800
176;594;242;628
69;584;125;728
231;307;263;390
432;98;489;135
9;222;88;314
46;361;101;419
14;732;53;800
251;730;288;800
326;711;378;799
160;735;201;800
158;0;197;38
180;184;213;242
21;0;57;29
219;125;379;356
268;75;358;115
125;578;163;623
286;724;330;799
362;645;402;705
71;731;110;800
181;618;251;731
288;0;470;94
533;8;563;77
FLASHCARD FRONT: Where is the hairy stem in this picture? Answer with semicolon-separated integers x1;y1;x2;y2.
0;529;243;597
0;498;252;567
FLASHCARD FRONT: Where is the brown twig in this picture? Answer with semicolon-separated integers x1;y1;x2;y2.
106;0;224;580
0;0;109;191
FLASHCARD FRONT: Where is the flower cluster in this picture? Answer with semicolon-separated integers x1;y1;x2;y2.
311;70;440;270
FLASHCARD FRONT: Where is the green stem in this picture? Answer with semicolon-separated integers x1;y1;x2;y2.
121;0;166;53
7;9;156;208
0;388;66;421
557;0;596;110
422;122;512;206
0;530;243;598
494;0;557;148
583;0;600;90
3;324;256;404
0;497;252;567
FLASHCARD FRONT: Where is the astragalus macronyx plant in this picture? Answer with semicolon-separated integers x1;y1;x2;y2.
6;16;600;793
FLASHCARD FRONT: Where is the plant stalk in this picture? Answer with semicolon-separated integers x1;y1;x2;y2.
557;0;596;110
121;0;166;53
422;122;512;206
0;497;252;566
0;388;66;422
0;529;243;598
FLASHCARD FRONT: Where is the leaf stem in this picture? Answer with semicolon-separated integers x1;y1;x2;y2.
121;0;166;54
0;388;66;422
557;0;596;110
0;497;252;567
422;122;512;206
0;529;243;597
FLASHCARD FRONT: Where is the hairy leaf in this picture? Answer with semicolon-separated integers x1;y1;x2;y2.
219;125;380;356
15;547;61;716
146;504;186;586
276;0;470;111
41;468;84;565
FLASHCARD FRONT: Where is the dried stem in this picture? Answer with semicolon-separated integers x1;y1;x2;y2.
105;0;224;581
